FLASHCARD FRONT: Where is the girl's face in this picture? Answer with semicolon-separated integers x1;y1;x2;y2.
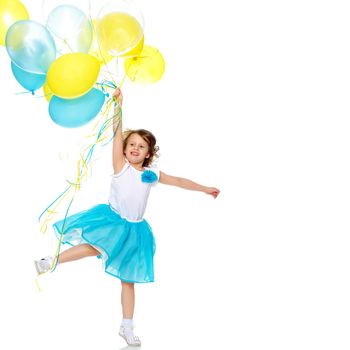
124;133;150;165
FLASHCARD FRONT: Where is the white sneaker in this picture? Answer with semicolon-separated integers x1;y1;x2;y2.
119;325;142;347
34;256;54;275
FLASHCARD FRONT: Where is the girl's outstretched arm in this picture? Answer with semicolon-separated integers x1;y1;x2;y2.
159;171;220;199
112;88;125;174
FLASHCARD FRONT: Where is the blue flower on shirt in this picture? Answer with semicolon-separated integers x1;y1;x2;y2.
141;170;158;184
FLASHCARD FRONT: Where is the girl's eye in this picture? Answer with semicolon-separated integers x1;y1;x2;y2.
140;145;144;148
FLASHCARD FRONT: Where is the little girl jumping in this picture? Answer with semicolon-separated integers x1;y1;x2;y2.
35;88;220;346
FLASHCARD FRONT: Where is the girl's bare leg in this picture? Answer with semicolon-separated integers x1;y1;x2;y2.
58;244;100;264
121;281;135;319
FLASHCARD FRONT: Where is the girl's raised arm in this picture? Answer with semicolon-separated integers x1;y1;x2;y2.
112;88;126;174
159;171;220;198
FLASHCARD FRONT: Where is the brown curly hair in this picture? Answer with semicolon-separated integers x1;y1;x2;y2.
123;129;160;167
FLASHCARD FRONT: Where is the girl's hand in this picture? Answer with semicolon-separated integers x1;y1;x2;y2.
113;88;123;106
205;187;220;199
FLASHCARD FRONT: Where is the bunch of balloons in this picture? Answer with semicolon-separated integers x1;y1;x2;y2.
0;0;166;128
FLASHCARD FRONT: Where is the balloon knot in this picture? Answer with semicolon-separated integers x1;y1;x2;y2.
31;91;35;95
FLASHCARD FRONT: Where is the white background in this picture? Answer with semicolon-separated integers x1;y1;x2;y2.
0;0;349;349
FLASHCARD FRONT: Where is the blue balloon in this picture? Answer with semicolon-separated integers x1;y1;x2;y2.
6;20;56;74
49;88;105;128
11;62;46;93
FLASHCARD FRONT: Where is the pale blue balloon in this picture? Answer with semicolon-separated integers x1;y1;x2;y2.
46;5;92;53
49;88;105;128
11;62;46;93
6;20;56;74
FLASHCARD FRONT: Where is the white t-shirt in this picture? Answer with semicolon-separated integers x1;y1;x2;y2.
109;159;159;222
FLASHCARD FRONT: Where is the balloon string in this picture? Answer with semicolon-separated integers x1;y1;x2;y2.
15;91;32;95
35;277;42;292
63;38;74;53
36;101;122;290
120;73;127;88
39;99;115;230
39;93;122;250
50;186;77;273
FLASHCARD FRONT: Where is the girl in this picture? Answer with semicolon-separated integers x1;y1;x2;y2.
35;88;220;346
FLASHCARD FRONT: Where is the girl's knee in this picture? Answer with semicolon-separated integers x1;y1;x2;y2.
83;244;100;256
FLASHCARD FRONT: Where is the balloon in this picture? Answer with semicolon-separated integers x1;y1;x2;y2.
6;20;56;74
47;53;100;99
119;35;144;58
124;46;165;84
43;82;53;102
88;20;113;65
46;5;92;53
97;2;144;57
97;12;143;56
0;0;29;46
49;88;105;128
11;61;46;93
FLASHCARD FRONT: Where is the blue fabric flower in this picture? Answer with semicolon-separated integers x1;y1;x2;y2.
141;170;158;184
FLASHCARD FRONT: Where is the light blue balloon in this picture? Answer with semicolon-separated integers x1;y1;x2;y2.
11;62;46;93
49;88;105;128
47;5;92;53
6;20;56;74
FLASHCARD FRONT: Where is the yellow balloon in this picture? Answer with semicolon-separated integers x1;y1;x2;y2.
97;12;143;56
119;35;144;58
124;46;165;84
42;82;53;102
0;0;29;46
89;20;113;65
47;53;100;99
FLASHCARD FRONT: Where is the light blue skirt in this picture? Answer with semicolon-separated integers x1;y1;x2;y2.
53;204;156;283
